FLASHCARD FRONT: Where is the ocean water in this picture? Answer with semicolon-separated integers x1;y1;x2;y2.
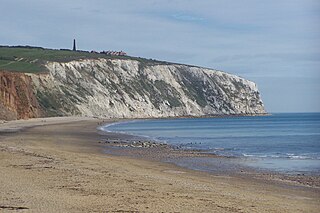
103;113;320;174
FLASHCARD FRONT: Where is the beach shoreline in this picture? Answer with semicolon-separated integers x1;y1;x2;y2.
99;118;320;187
0;117;319;212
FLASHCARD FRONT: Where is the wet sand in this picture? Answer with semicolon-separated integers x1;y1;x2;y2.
100;134;320;189
0;117;319;212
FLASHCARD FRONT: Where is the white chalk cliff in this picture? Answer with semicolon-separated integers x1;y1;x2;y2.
29;58;266;118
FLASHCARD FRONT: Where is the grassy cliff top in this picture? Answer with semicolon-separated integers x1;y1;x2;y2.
0;45;173;73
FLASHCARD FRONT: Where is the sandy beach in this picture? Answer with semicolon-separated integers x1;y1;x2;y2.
0;117;319;212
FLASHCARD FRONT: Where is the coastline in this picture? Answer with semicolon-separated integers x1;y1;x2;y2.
99;119;320;188
0;117;319;212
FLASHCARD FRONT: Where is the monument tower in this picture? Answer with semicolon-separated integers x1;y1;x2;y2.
72;39;76;51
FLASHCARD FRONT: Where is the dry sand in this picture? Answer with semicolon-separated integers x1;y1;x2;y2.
0;117;319;212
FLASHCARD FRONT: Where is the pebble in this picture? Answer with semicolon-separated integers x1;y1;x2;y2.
103;139;167;148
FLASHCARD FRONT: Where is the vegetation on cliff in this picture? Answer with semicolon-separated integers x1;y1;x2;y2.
0;46;173;73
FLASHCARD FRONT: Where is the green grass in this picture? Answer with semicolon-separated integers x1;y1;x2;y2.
0;45;176;73
0;46;115;62
0;59;44;73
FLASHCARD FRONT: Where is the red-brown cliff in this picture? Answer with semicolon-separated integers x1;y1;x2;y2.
0;71;42;120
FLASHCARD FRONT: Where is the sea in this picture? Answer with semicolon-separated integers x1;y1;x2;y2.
102;113;320;175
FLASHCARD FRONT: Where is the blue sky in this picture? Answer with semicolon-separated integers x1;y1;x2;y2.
1;0;319;112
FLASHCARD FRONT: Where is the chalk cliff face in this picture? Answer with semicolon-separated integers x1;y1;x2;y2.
27;58;265;118
0;58;266;120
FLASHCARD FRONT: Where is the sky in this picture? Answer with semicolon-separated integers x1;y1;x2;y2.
1;0;319;112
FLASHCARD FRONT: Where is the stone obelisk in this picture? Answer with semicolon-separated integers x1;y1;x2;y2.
73;39;76;51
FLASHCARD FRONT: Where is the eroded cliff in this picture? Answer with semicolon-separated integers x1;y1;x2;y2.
0;58;266;120
0;71;42;120
33;58;265;118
